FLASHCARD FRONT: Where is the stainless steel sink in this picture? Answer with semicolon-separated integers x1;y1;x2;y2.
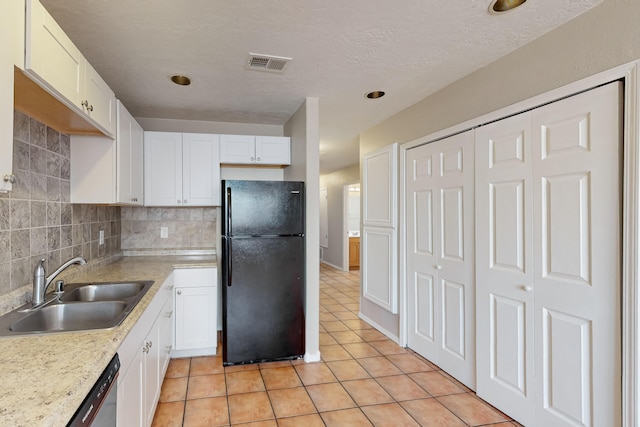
0;280;154;336
60;282;147;302
9;301;128;333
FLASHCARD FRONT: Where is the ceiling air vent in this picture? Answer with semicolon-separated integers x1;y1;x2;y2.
246;53;292;73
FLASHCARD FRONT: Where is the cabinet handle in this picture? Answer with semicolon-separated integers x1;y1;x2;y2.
148;341;153;349
177;290;182;295
165;284;174;291
165;311;173;318
3;174;16;184
521;285;533;292
88;104;94;112
183;199;188;204
81;100;88;108
177;200;181;204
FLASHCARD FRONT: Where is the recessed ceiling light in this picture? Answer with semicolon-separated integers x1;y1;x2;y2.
170;74;191;86
489;0;526;14
365;91;386;99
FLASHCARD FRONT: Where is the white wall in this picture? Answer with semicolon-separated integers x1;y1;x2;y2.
318;165;360;269
283;97;321;362
359;0;640;338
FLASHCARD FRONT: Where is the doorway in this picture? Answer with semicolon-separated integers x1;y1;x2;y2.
343;183;360;271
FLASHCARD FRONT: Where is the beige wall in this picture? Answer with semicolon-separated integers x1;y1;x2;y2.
136;117;283;136
319;164;360;269
359;0;640;338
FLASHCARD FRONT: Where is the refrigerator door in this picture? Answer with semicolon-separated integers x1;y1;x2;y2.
222;180;304;236
222;236;305;365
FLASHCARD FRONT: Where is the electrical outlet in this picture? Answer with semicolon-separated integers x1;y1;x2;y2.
99;229;105;245
160;227;169;238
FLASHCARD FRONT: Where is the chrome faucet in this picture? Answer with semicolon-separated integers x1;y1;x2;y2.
32;257;87;307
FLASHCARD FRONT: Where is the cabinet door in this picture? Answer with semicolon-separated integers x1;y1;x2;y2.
84;62;116;136
219;134;256;163
116;101;144;204
144;132;183;206
182;133;220;206
405;131;475;389
175;286;217;350
362;226;397;313
117;348;144;427
158;297;174;377
255;136;290;165
363;144;397;228
26;0;84;109
0;0;22;192
144;321;161;427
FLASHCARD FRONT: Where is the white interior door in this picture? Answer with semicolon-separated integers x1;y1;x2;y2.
406;130;475;388
475;111;535;425
531;82;622;427
476;82;622;426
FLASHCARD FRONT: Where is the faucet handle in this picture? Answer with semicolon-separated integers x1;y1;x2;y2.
34;258;46;278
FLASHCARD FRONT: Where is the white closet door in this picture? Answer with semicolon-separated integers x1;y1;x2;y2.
475;112;535;425
476;82;622;427
406;130;475;388
532;82;622;427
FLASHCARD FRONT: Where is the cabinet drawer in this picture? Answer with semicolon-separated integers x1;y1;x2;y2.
174;267;216;287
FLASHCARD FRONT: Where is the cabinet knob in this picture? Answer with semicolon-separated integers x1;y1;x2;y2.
521;285;533;292
3;174;16;184
435;265;443;270
183;199;188;204
177;200;181;204
256;157;261;162
177;290;182;295
250;156;255;161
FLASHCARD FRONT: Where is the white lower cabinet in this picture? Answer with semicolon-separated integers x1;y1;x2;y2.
117;277;174;427
172;268;218;357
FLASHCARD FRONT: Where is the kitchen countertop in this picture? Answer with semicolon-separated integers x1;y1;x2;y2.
0;255;216;427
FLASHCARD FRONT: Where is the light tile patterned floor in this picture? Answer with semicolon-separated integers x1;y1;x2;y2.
151;264;522;427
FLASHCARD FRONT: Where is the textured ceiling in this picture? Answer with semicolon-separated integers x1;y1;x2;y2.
40;0;602;173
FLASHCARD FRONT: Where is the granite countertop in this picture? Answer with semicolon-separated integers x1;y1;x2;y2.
0;255;216;427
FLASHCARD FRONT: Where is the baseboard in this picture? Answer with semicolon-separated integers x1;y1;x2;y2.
171;347;217;358
320;260;346;271
358;312;400;344
303;351;321;363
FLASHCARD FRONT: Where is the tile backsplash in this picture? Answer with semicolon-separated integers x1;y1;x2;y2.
121;206;216;250
0;111;218;304
0;111;122;298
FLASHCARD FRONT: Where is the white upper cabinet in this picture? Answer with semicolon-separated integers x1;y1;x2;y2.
0;0;24;192
25;0;116;137
116;101;144;205
220;134;290;165
144;132;221;206
70;101;144;205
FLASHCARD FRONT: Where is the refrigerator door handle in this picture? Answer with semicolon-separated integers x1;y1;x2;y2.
227;238;232;287
227;187;232;235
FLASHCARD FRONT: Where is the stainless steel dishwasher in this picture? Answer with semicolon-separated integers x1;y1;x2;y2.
68;353;120;427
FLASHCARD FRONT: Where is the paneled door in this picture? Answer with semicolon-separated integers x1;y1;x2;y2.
476;82;622;426
406;130;475;388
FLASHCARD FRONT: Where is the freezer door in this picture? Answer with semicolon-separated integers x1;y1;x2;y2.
222;180;304;236
222;236;305;365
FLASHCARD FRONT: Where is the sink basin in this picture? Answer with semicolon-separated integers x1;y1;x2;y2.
9;301;127;333
61;282;147;302
0;280;154;336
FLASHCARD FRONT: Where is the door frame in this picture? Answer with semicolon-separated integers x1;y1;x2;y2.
343;182;361;271
398;60;640;426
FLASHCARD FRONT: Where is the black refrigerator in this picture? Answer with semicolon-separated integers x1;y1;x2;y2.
221;180;305;365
